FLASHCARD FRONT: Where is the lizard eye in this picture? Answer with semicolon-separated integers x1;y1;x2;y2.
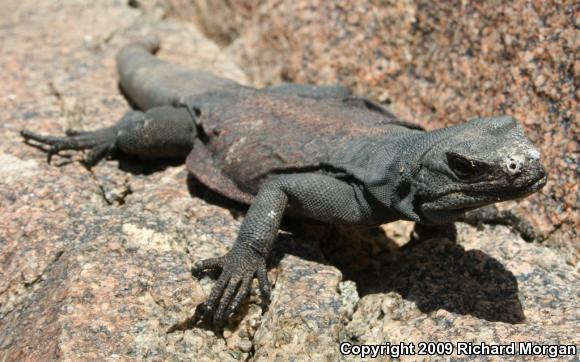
447;153;485;180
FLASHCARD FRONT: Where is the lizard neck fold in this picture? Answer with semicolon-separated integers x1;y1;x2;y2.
363;132;431;222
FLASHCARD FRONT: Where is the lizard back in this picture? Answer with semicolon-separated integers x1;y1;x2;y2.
186;89;424;203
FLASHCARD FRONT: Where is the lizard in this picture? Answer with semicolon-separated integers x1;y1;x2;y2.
21;36;548;325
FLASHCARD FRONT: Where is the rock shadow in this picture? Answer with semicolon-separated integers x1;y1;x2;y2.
332;224;525;324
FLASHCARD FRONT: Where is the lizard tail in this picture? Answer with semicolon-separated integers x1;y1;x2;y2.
119;35;160;54
139;34;160;53
116;36;160;73
116;35;243;111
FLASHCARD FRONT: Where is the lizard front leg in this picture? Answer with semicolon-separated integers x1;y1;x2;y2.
193;173;374;324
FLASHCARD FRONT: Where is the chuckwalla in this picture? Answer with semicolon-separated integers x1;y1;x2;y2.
22;36;547;324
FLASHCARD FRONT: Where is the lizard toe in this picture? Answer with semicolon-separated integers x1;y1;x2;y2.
214;276;242;325
65;129;90;137
83;143;117;169
204;271;229;316
191;256;225;275
256;264;271;303
227;275;252;316
46;144;64;164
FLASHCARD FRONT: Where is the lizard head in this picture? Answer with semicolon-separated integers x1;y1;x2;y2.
364;116;547;225
413;116;547;224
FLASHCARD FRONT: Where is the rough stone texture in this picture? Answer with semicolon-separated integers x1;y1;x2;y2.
0;0;250;360
344;223;580;361
1;0;578;361
167;0;260;46
253;250;344;360
176;0;579;262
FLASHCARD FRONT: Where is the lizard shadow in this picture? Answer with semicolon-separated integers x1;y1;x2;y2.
183;175;525;326
116;154;186;175
274;222;526;325
186;173;249;215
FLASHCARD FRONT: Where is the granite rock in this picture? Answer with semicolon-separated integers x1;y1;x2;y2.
344;224;579;361
1;0;578;361
0;0;249;360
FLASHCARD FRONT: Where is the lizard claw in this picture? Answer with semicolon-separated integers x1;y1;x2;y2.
192;248;270;326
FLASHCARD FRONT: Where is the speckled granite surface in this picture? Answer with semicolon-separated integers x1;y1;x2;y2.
0;0;578;360
176;0;578;262
0;1;251;360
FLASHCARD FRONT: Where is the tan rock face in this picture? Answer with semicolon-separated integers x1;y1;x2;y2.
0;0;249;360
176;0;578;259
1;0;578;360
345;224;580;361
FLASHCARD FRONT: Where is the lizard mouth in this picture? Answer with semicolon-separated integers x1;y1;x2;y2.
420;172;547;224
502;173;547;199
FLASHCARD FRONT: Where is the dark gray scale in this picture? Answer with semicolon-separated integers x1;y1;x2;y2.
185;89;425;204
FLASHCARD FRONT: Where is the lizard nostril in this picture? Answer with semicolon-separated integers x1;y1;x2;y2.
505;156;523;175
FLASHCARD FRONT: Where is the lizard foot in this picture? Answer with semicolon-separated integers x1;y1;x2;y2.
21;127;117;168
460;205;537;242
192;248;271;325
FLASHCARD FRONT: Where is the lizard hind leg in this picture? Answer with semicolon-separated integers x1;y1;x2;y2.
21;126;117;167
22;106;196;168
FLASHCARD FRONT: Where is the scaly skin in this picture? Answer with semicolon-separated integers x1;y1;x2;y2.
21;37;547;325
